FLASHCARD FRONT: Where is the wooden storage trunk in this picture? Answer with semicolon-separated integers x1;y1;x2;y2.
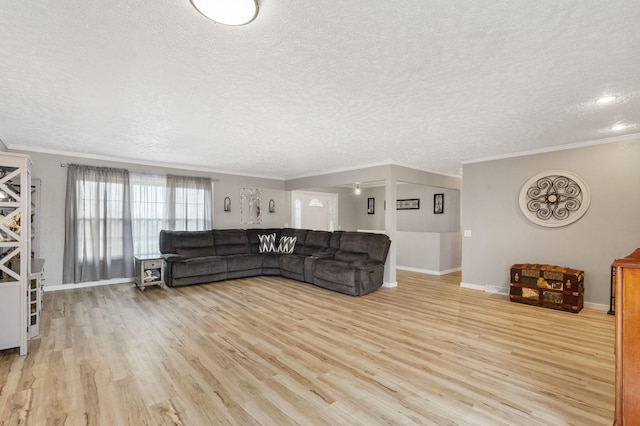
509;263;584;313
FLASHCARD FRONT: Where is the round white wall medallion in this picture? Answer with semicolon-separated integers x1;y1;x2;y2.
518;170;591;227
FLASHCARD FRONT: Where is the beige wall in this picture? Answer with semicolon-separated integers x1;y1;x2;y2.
461;138;640;307
22;151;288;287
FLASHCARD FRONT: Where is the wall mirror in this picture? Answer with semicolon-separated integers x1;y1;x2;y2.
240;187;262;224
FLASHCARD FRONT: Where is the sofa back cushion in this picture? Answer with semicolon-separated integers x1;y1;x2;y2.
213;229;250;256
175;247;216;258
246;228;283;254
301;230;332;255
338;232;391;264
159;230;214;255
329;231;344;250
281;228;308;255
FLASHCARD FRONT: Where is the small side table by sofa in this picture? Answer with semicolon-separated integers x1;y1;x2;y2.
134;255;166;291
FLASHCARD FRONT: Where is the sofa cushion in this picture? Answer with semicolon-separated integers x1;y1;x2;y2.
176;247;216;258
334;250;368;263
278;236;297;254
258;233;277;253
314;260;356;287
160;230;213;254
261;252;282;269
173;256;226;278
281;228;308;254
339;232;390;264
213;229;250;256
302;230;331;255
246;228;282;254
280;254;305;274
227;254;263;272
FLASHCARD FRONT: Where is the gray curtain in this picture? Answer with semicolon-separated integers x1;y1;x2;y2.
63;165;134;283
165;175;212;231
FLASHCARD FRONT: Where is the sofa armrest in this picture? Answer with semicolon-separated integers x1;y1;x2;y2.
161;253;185;263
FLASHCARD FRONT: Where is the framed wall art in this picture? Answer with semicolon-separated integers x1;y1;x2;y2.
434;193;444;214
396;198;420;210
367;197;375;214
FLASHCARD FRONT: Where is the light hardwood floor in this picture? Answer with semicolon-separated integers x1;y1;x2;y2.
0;271;615;425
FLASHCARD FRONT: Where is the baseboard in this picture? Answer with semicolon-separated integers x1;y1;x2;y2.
461;282;509;295
461;282;610;311
44;278;134;292
460;282;486;291
397;266;461;276
382;281;398;288
584;302;609;312
485;285;509;295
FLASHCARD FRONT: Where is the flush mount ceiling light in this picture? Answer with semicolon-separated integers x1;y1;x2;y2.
611;123;628;131
596;95;617;105
191;0;258;25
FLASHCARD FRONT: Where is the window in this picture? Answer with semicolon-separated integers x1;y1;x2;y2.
294;199;302;228
131;173;212;257
130;174;166;257
165;175;212;232
63;165;134;283
64;165;213;283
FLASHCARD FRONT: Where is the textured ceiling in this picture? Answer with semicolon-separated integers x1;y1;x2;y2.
1;1;639;179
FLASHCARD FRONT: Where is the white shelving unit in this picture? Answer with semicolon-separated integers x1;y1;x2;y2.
31;178;41;258
28;258;45;339
0;152;31;355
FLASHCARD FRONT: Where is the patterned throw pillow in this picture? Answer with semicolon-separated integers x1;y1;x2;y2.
258;233;277;253
278;236;297;254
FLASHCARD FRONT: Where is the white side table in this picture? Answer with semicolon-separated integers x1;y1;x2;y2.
134;255;166;291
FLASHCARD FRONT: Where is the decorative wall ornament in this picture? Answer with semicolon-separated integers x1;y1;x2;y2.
223;197;231;212
240;188;262;224
518;170;590;227
268;199;275;213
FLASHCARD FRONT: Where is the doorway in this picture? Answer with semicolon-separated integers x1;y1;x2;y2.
291;191;338;231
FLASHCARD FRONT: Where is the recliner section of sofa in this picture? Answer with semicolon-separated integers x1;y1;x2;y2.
159;228;391;296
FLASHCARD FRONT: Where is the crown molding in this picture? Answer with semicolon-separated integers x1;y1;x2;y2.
461;132;640;165
287;160;462;180
9;144;286;181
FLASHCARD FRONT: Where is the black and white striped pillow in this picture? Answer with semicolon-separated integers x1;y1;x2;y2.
258;233;277;253
278;236;297;254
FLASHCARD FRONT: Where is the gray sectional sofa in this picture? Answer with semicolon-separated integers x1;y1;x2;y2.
159;228;391;296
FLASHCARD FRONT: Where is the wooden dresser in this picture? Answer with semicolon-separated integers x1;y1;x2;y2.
612;248;640;425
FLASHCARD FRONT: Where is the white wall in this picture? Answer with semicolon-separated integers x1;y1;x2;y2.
23;151;288;287
396;232;462;274
461;138;640;307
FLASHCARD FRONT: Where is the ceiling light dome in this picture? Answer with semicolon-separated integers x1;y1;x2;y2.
596;95;617;105
191;0;258;26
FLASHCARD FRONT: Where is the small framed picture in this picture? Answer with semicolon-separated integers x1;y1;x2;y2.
224;197;231;212
268;199;275;213
367;198;375;214
434;193;444;214
397;198;420;210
